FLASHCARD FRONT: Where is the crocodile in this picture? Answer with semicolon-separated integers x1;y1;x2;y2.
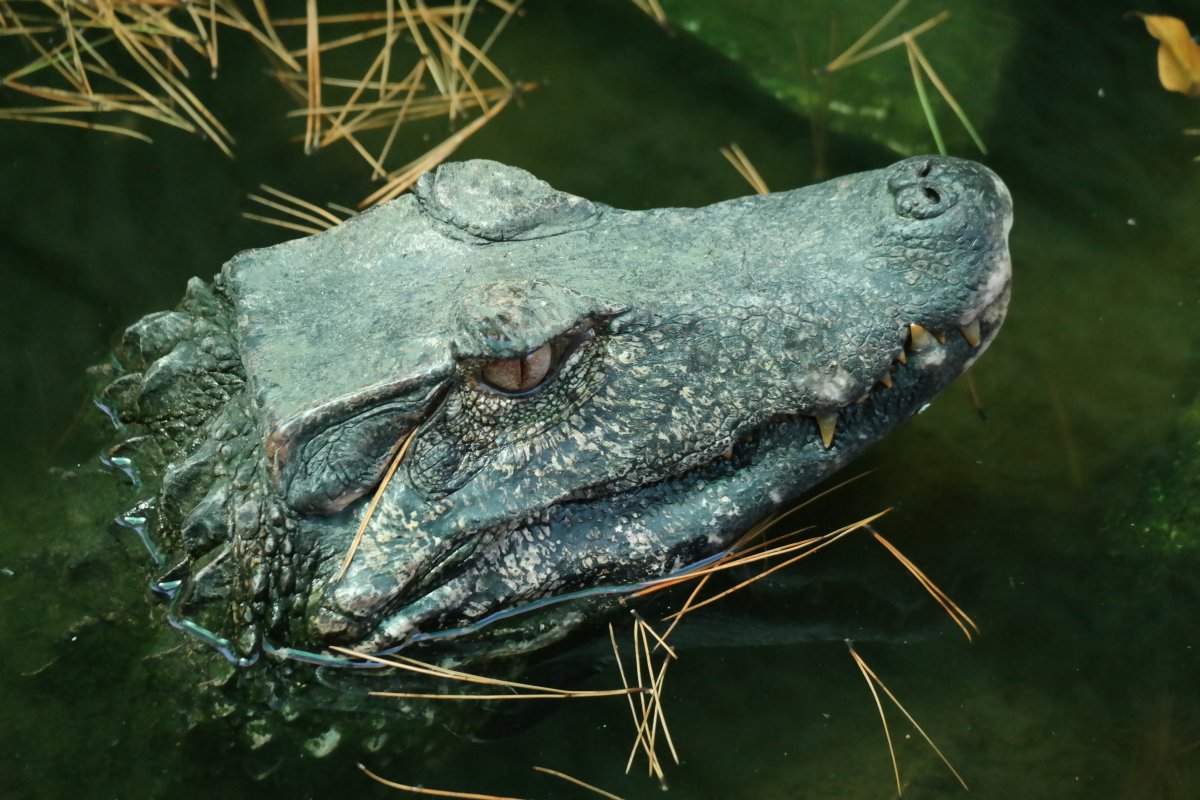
97;155;1013;671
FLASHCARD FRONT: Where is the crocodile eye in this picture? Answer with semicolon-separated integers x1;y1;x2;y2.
479;343;553;394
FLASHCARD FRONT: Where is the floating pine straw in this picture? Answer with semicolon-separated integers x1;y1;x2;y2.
0;109;153;141
2;1;526;208
334;425;420;582
359;764;527;800
823;6;950;73
847;640;969;795
532;766;626;800
243;184;348;237
823;0;913;73
720;142;769;195
868;524;979;641
638;471;875;646
266;0;526;206
905;35;987;154
608;616;676;787
331;645;646;700
634;509;893;621
628;0;668;29
304;0;322;153
359;84;530;207
821;2;984;155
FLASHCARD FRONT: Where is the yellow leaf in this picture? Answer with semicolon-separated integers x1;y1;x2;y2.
1139;14;1200;97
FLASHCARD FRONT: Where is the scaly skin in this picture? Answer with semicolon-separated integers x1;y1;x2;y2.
100;155;1013;668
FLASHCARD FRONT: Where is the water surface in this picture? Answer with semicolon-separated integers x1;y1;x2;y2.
1;1;1198;797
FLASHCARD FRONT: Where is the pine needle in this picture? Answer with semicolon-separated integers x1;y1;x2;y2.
609;623;654;775
249;0;301;70
720;143;769;194
824;0;911;72
304;0;322;153
246;189;342;232
823;11;949;73
399;0;448;94
381;0;395;101
532;767;625;800
240;212;324;236
645;623;678;764
106;10;234;155
657;568;710;644
0;110;152;141
333;425;420;582
629;610;676;659
242;186;346;236
425;3;513;93
662;512;887;621
318;24;394;148
377;60;427;178
640;508;890;614
333;645;645;698
847;641;969;793
360;84;527;207
848;640;903;796
906;35;945;155
616;617;674;785
370;689;637;701
907;36;987;154
629;0;668;27
868;526;978;641
257;183;346;226
61;5;93;97
358;764;527;800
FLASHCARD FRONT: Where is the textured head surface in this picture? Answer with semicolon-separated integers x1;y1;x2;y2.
105;156;1012;663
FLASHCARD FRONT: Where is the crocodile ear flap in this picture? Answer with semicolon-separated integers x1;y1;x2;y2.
266;374;450;515
415;159;601;242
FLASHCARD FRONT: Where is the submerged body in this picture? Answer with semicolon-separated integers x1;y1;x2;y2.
99;156;1012;667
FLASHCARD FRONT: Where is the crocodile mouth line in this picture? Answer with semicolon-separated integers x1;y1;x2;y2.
565;299;1007;504
346;297;1008;650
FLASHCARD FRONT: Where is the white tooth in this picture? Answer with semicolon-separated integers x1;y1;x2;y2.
959;319;982;346
909;323;938;350
815;412;837;449
879;372;894;388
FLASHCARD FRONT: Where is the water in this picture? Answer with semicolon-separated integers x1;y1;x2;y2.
2;1;1198;797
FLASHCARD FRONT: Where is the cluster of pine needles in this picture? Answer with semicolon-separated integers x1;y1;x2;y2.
0;0;528;213
342;471;979;798
821;0;986;156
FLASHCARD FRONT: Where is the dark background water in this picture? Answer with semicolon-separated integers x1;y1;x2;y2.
1;0;1198;797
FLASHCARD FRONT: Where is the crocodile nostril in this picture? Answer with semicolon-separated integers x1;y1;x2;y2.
916;160;932;178
893;181;954;219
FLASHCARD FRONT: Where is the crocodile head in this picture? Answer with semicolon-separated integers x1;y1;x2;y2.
103;156;1012;663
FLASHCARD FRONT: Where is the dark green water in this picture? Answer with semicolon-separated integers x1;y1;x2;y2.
2;1;1199;797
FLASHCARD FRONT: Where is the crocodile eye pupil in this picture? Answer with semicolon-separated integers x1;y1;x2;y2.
480;343;553;394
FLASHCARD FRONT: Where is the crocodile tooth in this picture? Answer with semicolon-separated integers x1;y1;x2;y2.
878;372;894;388
959;319;982;347
896;349;907;365
909;323;938;350
723;447;734;460
815;412;837;449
